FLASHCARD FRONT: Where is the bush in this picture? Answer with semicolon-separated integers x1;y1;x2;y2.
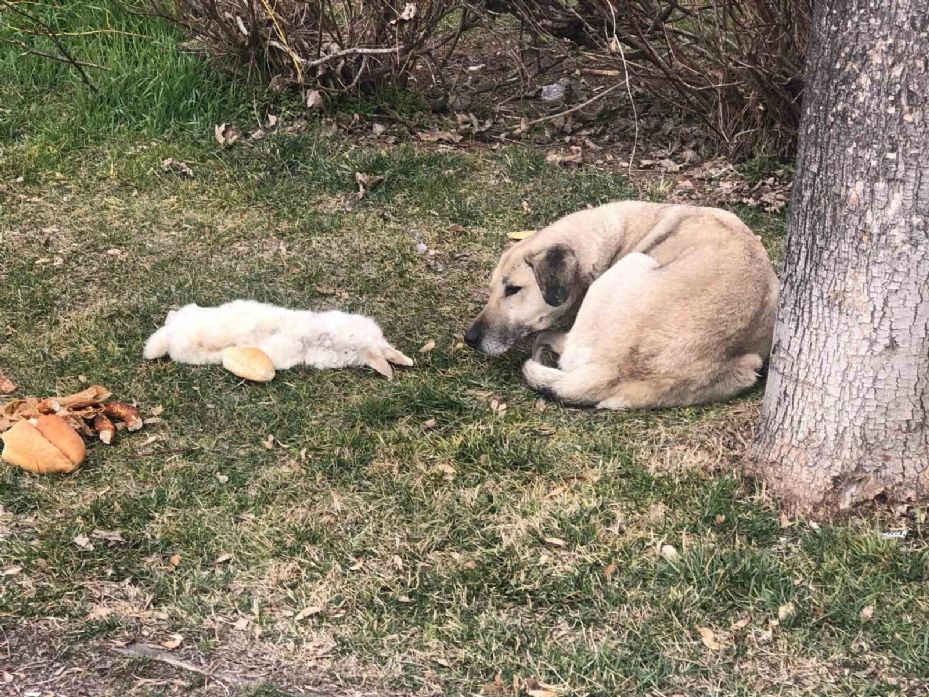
163;0;478;96
160;0;809;157
499;0;811;158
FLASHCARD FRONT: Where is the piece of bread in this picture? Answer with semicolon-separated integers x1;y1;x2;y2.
222;347;276;382
35;414;86;465
1;420;81;474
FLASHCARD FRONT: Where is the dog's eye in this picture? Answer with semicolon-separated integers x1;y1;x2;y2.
504;285;521;297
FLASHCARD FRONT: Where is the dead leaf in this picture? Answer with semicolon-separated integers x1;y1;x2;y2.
778;601;795;621
305;90;324;110
545;149;583;166
435;462;456;480
265;113;278;129
213;552;233;565
398;2;417;20
91;529;125;543
730;616;751;631
143;435;165;451
1;565;22;576
697;626;726;650
262;434;275;449
0;371;15;395
84;605;113;621
294;605;323;621
507;229;535;241
422;418;437;431
150;405;164;417
482;673;508;696
417;131;463;144
168;553;182;568
603;562;617;579
355;172;385;199
73;534;94;550
160;634;183;650
160;158;194;178
232;617;250;631
419;339;436;353
714;514;726;525
489;399;507;416
214;123;240;146
860;605;874;620
660;544;681;563
543;537;566;547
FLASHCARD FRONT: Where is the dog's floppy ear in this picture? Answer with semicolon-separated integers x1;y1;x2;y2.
526;245;578;306
364;350;394;379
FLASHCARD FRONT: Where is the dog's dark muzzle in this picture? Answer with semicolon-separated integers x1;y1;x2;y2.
464;320;486;350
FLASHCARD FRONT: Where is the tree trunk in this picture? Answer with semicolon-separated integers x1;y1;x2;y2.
750;0;929;514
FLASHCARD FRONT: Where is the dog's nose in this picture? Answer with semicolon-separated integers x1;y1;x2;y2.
464;321;484;349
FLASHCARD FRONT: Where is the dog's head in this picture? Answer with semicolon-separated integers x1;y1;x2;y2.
465;242;580;355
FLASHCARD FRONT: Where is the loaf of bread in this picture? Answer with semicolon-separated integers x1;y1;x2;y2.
222;346;276;382
1;415;86;474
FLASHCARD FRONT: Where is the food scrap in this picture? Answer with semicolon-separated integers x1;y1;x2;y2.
0;385;147;474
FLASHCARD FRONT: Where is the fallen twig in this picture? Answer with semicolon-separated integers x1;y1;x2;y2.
127;447;196;459
111;644;259;688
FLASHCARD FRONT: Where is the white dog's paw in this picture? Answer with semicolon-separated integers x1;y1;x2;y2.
383;344;414;367
142;328;171;360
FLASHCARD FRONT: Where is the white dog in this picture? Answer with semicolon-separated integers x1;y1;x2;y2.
143;300;414;378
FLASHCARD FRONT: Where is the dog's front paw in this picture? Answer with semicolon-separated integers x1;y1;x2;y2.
533;343;560;368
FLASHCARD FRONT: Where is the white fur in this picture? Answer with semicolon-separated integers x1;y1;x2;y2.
143;300;413;375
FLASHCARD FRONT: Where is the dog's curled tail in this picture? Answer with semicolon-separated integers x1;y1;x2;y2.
142;327;171;360
522;359;611;407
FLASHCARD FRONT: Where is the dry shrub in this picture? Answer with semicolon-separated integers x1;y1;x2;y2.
162;0;478;94
159;0;809;157
498;0;810;157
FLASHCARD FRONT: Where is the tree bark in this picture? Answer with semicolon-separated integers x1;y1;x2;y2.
750;0;929;515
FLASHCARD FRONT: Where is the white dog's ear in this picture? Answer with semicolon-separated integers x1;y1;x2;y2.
383;345;414;367
364;350;394;379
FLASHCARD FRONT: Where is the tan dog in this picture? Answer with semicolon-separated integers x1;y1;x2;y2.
464;201;779;409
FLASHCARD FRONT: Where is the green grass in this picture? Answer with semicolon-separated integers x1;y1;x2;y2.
0;0;265;164
1;4;928;696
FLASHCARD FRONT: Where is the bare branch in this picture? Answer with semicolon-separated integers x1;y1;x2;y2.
0;0;102;92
